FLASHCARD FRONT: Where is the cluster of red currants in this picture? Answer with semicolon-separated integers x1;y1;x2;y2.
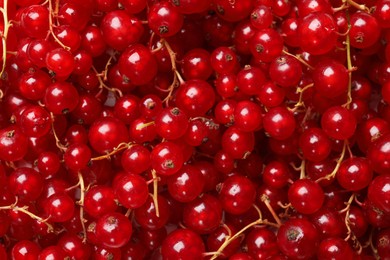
0;0;389;259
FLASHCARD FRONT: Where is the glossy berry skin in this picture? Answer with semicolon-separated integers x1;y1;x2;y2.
221;126;255;159
250;28;284;62
299;127;332;162
218;175;256;215
317;237;354;260
313;59;349;98
181;48;213;80
263;106;296;140
262;161;290;189
11;240;40;260
183;194;222;234
9;167;43;201
175;79;216;117
118;44;158;85
368;174;390;213
20;5;49;38
148;1;184;37
63;143;92;171
38;245;67;260
0;125;28;162
18;105;51;138
234;100;262;132
100;10;144;51
113;173;149;209
155;107;189;140
43;193;75;222
321;106;357;140
45;48;75;78
95;212;132;248
277;218;320;259
133;195;170;230
214;0;254;22
349;12;380;49
269;55;303;88
161;228;205;260
84;186;118;218
288;179;324;214
121;145;151;174
44;82;79;115
367;133;390;174
151;141;184;176
167;164;204;203
298;12;337;55
336;157;373;191
88;117;129;154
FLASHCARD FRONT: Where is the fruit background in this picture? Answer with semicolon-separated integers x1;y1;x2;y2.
0;0;389;259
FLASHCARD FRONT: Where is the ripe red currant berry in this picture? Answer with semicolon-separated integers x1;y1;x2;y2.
183;194;223;234
321;106;357;140
9;167;43;201
134;195;170;230
81;25;107;57
101;10;144;51
58;234;92;259
175;79;216;117
161;228;205;259
245;227;279;259
88;117;129;154
317;237;354;259
18;69;51;101
250;5;273;29
367;133;390;174
18;105;51;138
63;143;92;171
113;173;149;209
148;1;184;37
210;46;239;75
257;81;286;108
269;55;303;88
118;44;158;85
84;185;118;218
250;28;284;62
288;179;324;214
0;125;28;161
129;117;157;144
20;5;49;39
45;48;75;78
309;208;346;239
39;245;67;260
214;0;254;22
298;12;337;55
95;212;133;248
262;161;291;189
236;65;267;95
299;127;332;162
277;218;320;259
376;228;390;259
233;20;256;55
170;0;210;14
263;106;296;140
336;157;373;191
183;119;209;146
349;11;381;49
36;151;61;178
167;164;204;203
312;59;349;98
181;48;213;80
43;193;75;222
121;144;151;174
207;224;241;258
219;175;256;215
155;107;189;140
11;240;40;260
151;141;184;176
368;174;390;213
234;100;263;132
221;126;255;159
138;94;163;120
44;82;80;115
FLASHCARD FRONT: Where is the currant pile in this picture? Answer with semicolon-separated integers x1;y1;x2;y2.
0;0;390;259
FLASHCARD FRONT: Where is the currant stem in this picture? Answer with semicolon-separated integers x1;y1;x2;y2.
0;0;10;78
344;0;370;12
316;140;348;182
0;199;54;232
261;194;282;227
48;0;70;51
299;159;306;179
77;172;87;243
282;50;314;70
50;113;68;152
135;121;155;130
92;66;123;97
151;169;160;217
90;142;132;161
344;12;353;109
